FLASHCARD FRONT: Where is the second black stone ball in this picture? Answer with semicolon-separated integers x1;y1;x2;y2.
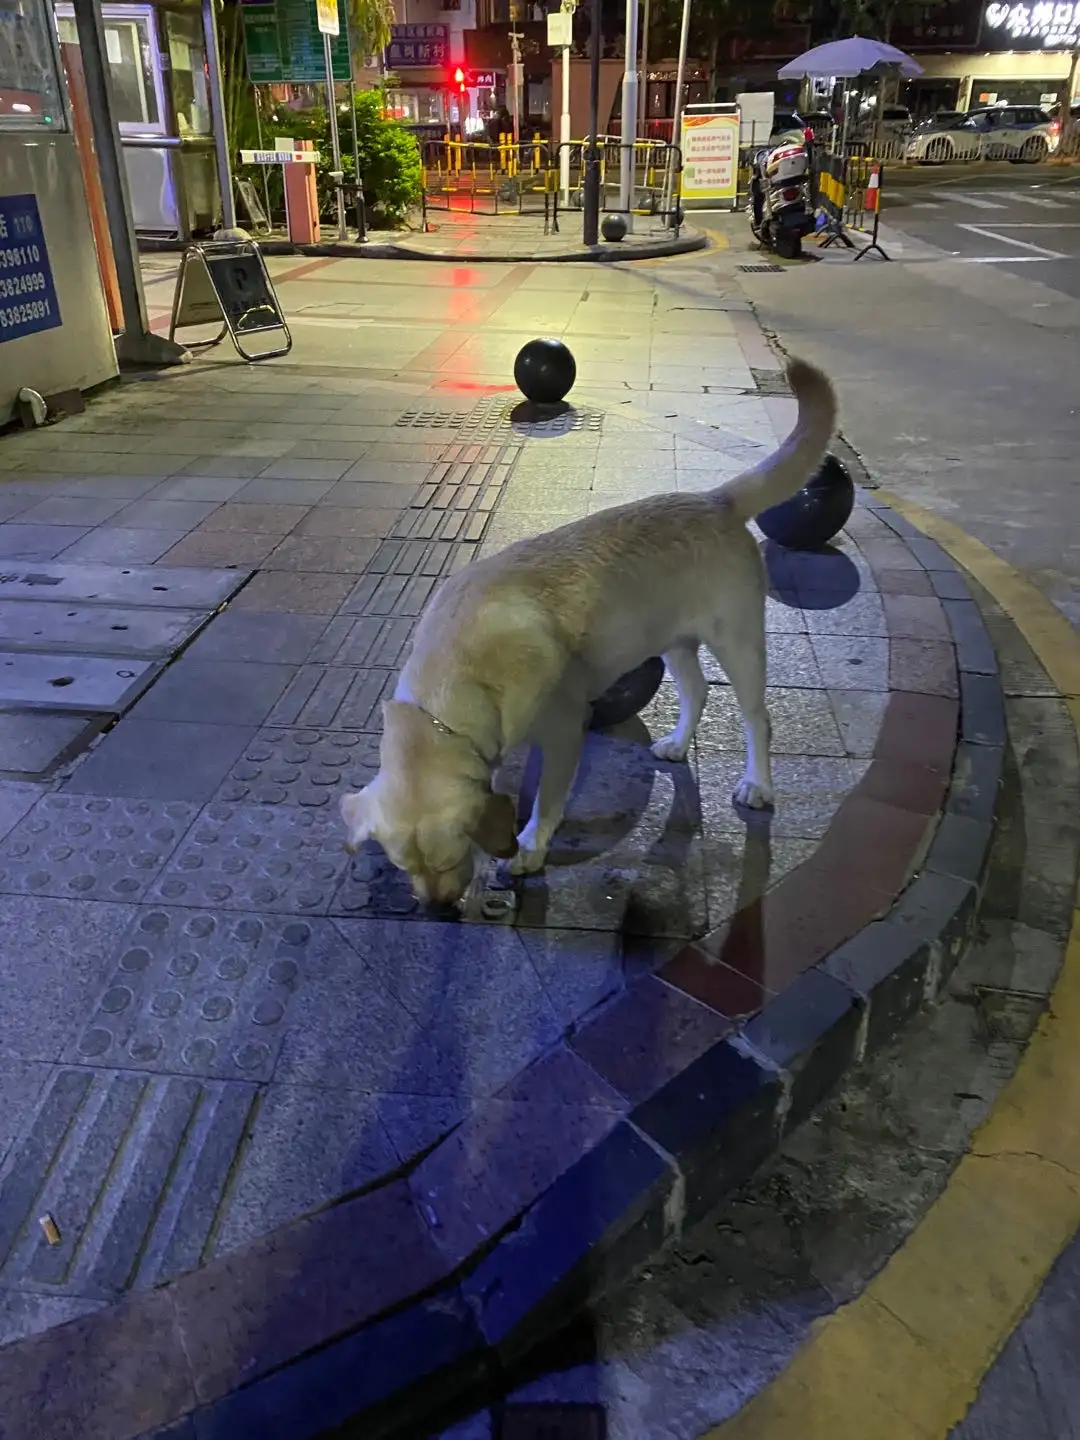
601;213;628;242
514;338;577;405
756;453;855;551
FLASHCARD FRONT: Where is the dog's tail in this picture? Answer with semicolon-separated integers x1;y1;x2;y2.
715;358;838;522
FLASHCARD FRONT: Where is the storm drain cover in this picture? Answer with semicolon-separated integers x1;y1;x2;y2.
0;653;157;712
0;601;204;657
0;562;247;609
0;712;107;779
738;263;784;273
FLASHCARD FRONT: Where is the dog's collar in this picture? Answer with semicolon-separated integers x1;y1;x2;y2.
410;702;498;770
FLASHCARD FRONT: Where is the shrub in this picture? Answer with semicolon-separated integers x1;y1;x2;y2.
240;90;421;230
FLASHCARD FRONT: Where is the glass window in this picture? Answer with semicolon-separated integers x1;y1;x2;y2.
0;0;67;130
54;5;165;135
102;15;158;128
165;9;210;137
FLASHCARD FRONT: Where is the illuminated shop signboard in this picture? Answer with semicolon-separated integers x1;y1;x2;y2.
983;0;1080;47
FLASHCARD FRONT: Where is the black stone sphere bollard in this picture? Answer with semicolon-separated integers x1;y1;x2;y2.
601;213;628;242
756;453;855;551
589;657;665;730
513;338;577;405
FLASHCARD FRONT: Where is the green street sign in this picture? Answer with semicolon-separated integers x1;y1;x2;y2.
242;0;350;85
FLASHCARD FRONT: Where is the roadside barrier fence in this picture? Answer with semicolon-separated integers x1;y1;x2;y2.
420;135;682;234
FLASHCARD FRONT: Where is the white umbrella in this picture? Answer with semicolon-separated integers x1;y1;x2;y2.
778;36;923;81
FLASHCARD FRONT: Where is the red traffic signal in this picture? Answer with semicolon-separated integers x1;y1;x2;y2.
453;66;468;93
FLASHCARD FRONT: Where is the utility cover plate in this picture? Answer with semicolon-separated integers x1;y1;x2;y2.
0;564;249;610
0;653;158;713
0;711;105;778
0;601;206;658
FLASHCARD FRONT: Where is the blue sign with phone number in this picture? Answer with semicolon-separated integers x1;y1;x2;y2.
0;194;62;344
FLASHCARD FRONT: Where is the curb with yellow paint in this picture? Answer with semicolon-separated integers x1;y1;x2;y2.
707;495;1080;1440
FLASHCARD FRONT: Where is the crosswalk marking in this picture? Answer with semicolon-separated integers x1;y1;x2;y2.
955;222;1068;257
930;190;1007;210
996;190;1069;208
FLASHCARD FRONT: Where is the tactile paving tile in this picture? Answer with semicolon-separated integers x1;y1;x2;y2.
64;907;316;1081
318;616;415;668
330;842;422;918
146;802;347;914
265;666;396;729
458;396;605;438
0;794;196;901
215;728;380;806
339;569;441;619
0;1066;259;1297
394;409;470;431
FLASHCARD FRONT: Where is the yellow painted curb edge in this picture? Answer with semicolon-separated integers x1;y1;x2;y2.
705;493;1080;1440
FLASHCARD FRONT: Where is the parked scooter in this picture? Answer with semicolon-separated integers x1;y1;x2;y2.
748;133;816;260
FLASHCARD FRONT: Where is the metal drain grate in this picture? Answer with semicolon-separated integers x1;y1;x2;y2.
738;263;784;273
751;367;792;395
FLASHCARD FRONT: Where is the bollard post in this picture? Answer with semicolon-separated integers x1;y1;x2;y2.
853;162;890;261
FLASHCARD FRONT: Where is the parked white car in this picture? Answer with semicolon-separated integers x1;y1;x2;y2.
904;106;1058;163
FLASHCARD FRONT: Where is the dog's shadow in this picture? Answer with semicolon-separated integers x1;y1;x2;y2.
498;714;706;935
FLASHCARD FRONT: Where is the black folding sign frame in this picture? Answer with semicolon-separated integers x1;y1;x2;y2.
168;240;291;362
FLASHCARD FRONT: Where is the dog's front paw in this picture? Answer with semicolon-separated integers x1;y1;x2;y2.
508;843;548;876
733;774;775;810
508;821;551;875
651;732;690;763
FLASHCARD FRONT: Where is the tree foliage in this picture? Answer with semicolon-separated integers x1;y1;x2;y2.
346;0;395;62
646;0;789;97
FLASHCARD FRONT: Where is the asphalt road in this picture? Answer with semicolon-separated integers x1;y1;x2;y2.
884;172;1080;297
705;170;1080;625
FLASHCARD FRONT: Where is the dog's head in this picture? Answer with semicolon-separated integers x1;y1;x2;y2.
339;701;518;906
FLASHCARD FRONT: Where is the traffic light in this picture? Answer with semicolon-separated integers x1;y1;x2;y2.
453;66;468;94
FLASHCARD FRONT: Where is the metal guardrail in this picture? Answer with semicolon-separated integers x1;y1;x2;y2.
421;135;681;228
553;139;683;237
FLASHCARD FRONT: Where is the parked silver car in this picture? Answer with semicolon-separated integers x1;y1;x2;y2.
904;106;1057;163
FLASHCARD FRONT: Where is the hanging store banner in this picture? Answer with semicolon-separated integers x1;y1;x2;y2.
680;112;740;207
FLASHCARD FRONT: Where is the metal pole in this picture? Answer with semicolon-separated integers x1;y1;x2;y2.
509;28;523;144
71;0;186;364
323;31;348;240
582;0;602;244
618;0;640;225
253;89;273;229
201;0;239;233
638;0;650;135
662;0;691;221
345;26;365;241
560;43;572;205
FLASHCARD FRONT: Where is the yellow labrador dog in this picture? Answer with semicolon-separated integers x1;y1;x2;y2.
340;358;837;906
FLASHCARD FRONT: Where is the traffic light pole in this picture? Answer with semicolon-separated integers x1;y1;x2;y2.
581;0;603;245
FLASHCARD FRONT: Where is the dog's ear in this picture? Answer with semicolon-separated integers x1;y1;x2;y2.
469;791;519;859
339;789;374;853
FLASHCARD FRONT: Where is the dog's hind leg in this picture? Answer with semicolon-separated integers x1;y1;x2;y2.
510;701;589;876
704;623;774;810
651;642;707;763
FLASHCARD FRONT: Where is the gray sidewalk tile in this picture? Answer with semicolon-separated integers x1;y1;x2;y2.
64;720;257;803
60;528;188;564
183;611;333;665
130;659;296;727
0;894;136;1060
